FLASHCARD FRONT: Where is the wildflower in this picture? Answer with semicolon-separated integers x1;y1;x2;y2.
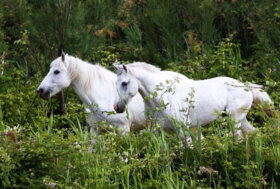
74;141;81;148
68;163;73;169
17;140;23;145
198;166;218;175
45;182;56;189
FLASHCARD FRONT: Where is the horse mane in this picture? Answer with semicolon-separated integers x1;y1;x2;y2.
126;62;161;74
52;54;116;93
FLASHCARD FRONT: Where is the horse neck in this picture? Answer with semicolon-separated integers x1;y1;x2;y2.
131;68;191;108
67;57;116;105
130;68;163;100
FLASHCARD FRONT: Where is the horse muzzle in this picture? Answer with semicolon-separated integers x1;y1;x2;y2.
36;87;51;100
114;101;126;113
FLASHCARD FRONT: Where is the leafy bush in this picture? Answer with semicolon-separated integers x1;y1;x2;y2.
0;115;279;188
0;0;280;188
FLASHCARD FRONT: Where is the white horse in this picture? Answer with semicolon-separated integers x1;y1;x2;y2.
114;62;273;137
37;53;145;133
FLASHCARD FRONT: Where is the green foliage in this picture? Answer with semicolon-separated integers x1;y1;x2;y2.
0;67;39;126
0;115;279;188
168;35;245;80
0;47;278;188
1;0;280;72
0;0;280;188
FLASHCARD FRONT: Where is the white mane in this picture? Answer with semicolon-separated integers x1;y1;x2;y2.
126;62;161;74
52;55;116;93
38;54;146;133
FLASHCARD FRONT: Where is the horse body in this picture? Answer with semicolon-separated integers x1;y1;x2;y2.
114;62;272;136
37;54;145;133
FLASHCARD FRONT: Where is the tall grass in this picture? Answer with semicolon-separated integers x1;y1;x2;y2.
0;0;279;187
0;102;279;188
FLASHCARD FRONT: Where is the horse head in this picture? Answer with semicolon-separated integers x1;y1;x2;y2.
114;63;139;113
37;52;72;99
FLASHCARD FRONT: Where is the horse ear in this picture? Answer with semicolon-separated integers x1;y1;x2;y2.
113;63;124;75
61;51;65;62
123;65;127;73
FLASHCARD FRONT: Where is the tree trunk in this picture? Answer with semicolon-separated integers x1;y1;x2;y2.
59;90;66;115
58;48;66;115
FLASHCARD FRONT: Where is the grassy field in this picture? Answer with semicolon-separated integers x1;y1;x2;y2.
1;0;280;188
0;105;279;188
0;49;279;188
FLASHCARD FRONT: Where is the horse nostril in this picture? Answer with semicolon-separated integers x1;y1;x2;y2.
37;88;44;94
115;101;125;113
114;103;119;113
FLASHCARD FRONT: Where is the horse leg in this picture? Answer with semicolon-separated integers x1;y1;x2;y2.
241;118;256;134
105;113;131;133
227;100;253;138
116;121;130;133
86;115;99;145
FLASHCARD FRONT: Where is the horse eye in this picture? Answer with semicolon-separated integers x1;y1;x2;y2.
54;70;60;75
122;82;128;87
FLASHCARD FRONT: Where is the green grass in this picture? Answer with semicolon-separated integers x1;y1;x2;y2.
0;0;279;187
0;40;279;187
0;111;279;188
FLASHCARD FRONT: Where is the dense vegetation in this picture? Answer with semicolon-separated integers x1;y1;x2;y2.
0;0;279;188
